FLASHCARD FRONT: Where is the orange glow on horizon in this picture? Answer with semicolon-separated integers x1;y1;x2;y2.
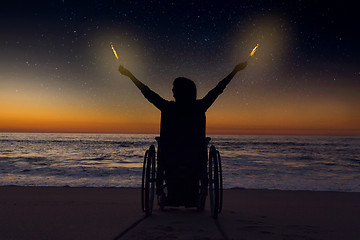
1;70;359;136
1;93;359;135
1;104;359;135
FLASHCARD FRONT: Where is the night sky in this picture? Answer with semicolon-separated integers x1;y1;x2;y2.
1;0;359;135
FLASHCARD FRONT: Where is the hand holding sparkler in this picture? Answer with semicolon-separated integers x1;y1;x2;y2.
118;63;148;92
112;43;147;91
111;42;136;79
118;65;134;78
234;62;248;72
232;44;258;72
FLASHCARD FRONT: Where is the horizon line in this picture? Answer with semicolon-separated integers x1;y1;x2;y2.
1;130;359;137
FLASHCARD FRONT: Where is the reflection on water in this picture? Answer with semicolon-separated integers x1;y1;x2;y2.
0;133;359;191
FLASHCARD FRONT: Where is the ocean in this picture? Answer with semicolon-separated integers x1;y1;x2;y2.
0;133;359;192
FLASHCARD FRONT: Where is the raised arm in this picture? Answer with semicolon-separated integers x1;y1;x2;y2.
201;62;247;110
118;65;167;111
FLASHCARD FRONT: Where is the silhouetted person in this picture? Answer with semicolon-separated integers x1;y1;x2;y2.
119;62;247;206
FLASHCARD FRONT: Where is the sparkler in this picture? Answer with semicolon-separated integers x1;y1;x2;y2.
248;43;259;59
110;42;119;60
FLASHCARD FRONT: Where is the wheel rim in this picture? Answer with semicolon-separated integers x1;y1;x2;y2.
142;145;156;216
141;150;148;212
209;145;222;218
217;150;223;214
213;148;219;218
145;151;150;215
209;146;219;218
209;147;213;215
148;145;156;215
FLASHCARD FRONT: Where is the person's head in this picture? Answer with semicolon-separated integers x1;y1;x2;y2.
172;77;197;103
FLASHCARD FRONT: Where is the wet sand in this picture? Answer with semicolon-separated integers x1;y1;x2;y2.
1;186;359;239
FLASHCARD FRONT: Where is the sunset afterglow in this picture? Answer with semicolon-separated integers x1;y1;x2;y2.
0;1;359;135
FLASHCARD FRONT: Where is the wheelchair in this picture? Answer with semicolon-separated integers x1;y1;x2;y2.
141;137;223;219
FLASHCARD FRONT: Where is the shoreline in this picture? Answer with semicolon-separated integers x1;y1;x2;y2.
2;185;360;193
1;186;360;239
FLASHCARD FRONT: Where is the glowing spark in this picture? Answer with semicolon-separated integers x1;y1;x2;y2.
249;44;259;57
110;43;119;60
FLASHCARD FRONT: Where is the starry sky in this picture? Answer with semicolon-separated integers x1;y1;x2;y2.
0;0;359;135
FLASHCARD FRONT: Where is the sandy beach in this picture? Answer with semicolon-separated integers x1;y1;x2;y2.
1;186;359;240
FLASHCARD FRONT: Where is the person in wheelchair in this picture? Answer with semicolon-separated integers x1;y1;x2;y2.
119;62;247;207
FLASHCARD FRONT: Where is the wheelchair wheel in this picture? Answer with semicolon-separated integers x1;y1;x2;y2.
198;173;207;211
141;145;156;216
209;145;223;219
198;158;208;211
